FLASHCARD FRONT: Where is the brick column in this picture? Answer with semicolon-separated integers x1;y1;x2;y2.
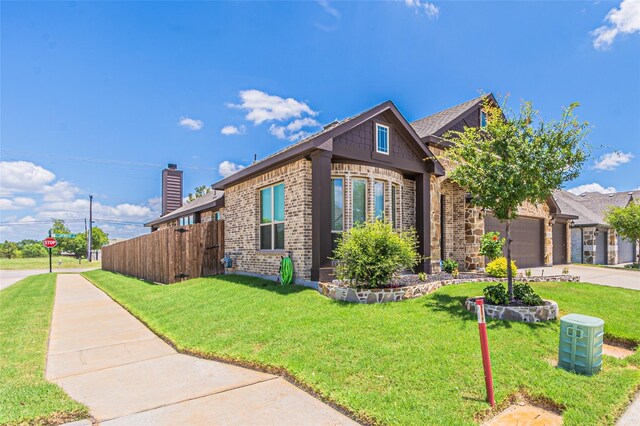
310;150;333;281
415;173;432;273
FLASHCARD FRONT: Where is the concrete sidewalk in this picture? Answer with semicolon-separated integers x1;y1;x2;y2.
48;274;356;425
528;264;640;291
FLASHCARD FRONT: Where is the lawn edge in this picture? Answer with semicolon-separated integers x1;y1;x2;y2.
81;272;375;426
0;274;90;426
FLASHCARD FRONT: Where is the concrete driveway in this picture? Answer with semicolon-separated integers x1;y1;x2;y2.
0;268;99;290
528;264;640;291
47;274;356;425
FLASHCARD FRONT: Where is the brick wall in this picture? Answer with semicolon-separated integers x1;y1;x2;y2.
224;159;313;281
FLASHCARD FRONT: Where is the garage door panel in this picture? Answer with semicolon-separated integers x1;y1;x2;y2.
618;236;636;264
485;214;544;268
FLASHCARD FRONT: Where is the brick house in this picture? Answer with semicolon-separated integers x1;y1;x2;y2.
146;95;576;285
554;190;639;265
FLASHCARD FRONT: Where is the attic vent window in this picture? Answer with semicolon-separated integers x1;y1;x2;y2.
375;123;389;155
480;110;487;128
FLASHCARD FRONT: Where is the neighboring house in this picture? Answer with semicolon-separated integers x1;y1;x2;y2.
146;95;575;285
554;190;639;265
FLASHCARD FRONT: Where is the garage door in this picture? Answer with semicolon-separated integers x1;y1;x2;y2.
485;214;544;268
552;223;567;265
618;235;636;264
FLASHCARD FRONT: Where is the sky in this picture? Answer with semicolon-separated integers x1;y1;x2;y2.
1;0;639;242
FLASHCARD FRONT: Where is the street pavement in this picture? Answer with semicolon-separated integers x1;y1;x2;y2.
528;264;640;291
0;268;98;290
48;274;356;425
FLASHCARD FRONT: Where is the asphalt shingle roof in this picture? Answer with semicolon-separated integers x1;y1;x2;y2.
145;190;224;226
553;190;635;226
411;95;484;138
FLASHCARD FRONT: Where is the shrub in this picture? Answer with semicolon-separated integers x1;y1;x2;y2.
485;257;517;278
624;263;639;270
483;284;509;305
333;220;419;288
479;232;505;261
513;283;544;306
521;293;544;306
418;272;427;282
442;259;458;274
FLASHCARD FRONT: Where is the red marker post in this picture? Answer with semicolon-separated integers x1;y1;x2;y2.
475;298;495;407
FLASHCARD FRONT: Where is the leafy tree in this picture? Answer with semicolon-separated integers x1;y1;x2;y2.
0;241;22;259
50;218;72;254
21;243;48;258
444;96;589;300
17;239;39;249
66;227;109;257
187;185;212;203
605;202;640;264
90;227;109;250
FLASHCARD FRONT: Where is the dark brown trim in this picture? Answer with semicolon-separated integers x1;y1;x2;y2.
145;196;225;227
415;173;432;273
212;101;445;190
310;150;333;281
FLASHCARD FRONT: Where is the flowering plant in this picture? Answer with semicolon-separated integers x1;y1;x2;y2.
479;232;505;261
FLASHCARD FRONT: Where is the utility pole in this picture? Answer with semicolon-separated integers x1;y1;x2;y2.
89;195;93;262
85;218;89;261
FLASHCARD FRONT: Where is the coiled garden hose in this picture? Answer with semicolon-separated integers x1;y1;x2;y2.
280;256;293;286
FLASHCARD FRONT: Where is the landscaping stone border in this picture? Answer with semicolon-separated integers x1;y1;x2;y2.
317;275;579;304
464;297;559;322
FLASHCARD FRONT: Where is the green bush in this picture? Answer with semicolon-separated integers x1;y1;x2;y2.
513;282;544;306
442;259;458;274
485;257;517;278
483;283;509;305
333;220;419;288
21;243;48;258
479;232;505;261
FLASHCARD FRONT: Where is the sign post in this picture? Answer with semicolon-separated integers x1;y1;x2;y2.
43;233;57;273
475;298;495;407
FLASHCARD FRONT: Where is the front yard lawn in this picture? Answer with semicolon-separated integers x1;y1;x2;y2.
0;274;88;425
83;270;640;425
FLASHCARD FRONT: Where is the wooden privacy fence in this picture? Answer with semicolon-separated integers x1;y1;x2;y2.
102;221;224;284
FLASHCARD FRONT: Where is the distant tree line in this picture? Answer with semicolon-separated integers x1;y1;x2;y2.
0;218;109;259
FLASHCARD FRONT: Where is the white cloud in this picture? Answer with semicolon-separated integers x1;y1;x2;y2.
593;151;634;171
0;161;56;193
567;183;617;195
317;0;340;19
42;181;80;201
0;197;36;210
268;118;320;141
221;125;246;136
404;0;440;18
178;117;204;130
218;161;245;178
229;90;317;125
592;0;640;50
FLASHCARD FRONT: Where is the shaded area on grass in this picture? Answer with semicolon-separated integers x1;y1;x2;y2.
83;271;640;426
0;274;88;424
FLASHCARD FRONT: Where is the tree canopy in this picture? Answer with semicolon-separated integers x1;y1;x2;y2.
605;202;640;263
444;96;590;298
187;185;211;203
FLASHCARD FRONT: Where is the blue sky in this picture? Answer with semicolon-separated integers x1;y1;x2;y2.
1;0;639;241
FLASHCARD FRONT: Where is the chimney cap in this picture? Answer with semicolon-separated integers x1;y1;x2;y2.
167;163;178;170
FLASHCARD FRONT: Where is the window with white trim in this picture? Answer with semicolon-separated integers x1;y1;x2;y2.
260;183;285;250
214;211;221;221
375;123;389;154
352;179;367;225
179;214;194;226
480;110;487;128
374;181;385;220
391;184;398;228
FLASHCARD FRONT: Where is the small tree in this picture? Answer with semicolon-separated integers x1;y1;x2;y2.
444;96;589;300
21;243;48;258
0;241;21;259
605;202;640;264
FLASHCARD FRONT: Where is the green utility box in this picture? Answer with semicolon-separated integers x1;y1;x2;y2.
558;314;604;376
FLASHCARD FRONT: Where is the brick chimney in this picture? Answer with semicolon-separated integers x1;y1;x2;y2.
162;163;183;216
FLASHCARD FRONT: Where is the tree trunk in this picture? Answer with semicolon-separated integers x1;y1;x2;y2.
506;219;514;301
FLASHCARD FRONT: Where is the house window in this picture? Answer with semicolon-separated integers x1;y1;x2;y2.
179;215;194;226
352;179;367;225
374;181;385;220
391;184;398;228
375;123;389;154
214;211;221;221
480;110;487;128
260;183;285;250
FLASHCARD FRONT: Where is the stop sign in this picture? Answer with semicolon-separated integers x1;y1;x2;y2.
43;237;57;249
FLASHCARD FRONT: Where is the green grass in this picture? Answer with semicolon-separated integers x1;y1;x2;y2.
0;274;88;425
0;257;100;270
83;270;640;425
